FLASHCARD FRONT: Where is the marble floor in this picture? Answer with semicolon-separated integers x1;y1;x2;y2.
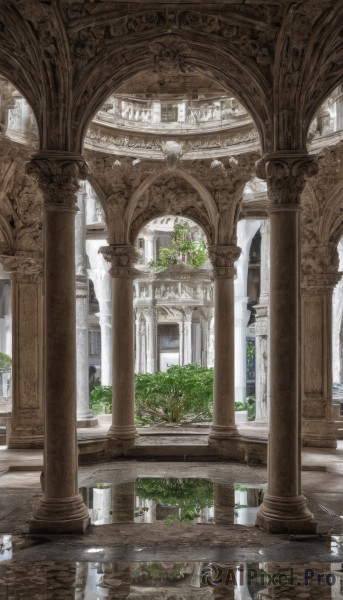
1;442;343;597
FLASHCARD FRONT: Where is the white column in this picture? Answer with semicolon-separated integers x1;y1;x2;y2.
184;309;193;364
75;187;96;425
144;232;155;264
235;220;261;404
255;220;270;424
207;308;215;368
144;307;156;373
332;239;343;383
87;241;112;386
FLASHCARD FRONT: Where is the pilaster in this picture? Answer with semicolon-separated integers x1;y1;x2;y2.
255;152;317;534
301;243;341;448
1;253;44;448
208;244;241;440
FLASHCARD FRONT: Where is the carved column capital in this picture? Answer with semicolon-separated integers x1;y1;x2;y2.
99;244;140;278
208;244;241;278
26;151;89;210
301;242;342;290
0;252;43;281
256;153;318;210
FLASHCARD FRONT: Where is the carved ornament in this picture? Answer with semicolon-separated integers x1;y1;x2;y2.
256;154;318;207
26;152;89;207
100;244;140;278
208;244;241;277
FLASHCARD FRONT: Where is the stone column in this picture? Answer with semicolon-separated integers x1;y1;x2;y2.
144;232;155;264
144;306;157;373
255;153;317;534
207;308;215;368
26;151;90;534
135;309;142;372
332;239;343;383
184;308;193;364
255;220;270;424
75;187;97;426
1;255;44;448
100;245;139;441
208;245;241;440
301;243;340;448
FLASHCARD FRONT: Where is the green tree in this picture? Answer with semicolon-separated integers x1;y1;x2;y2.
0;353;11;374
149;220;208;269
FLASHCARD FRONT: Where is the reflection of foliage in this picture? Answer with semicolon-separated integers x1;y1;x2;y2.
131;562;190;583
149;220;208;269
136;477;214;521
135;365;213;423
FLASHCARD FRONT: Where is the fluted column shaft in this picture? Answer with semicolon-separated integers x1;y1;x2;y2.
255;153;317;534
209;245;240;440
26;151;90;534
101;245;139;441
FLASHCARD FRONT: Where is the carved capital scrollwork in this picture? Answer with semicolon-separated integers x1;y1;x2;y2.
0;252;43;280
99;244;140;278
301;242;342;290
26;151;89;209
256;153;318;209
208;244;241;278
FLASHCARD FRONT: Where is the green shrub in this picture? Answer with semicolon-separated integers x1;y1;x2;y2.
0;352;11;374
90;385;112;414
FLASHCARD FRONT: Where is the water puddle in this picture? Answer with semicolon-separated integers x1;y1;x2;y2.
80;479;265;526
0;535;11;561
0;560;342;598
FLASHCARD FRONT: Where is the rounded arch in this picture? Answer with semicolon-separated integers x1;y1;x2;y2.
125;166;218;245
75;32;270;153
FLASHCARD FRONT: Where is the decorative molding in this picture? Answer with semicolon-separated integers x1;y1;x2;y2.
208;244;241;277
26;152;89;207
100;244;140;278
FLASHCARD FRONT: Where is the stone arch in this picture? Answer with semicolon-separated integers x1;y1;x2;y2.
125;167;217;246
75;29;271;153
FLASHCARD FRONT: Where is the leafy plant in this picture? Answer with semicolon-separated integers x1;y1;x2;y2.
90;385;112;414
149;219;208;269
0;352;11;374
135;477;214;522
135;364;213;424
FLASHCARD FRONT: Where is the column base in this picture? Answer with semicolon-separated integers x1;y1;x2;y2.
209;424;240;440
302;419;337;448
77;417;99;428
107;424;139;441
29;494;90;534
255;493;316;534
7;423;44;449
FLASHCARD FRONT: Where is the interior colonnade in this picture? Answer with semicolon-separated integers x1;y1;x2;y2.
1;1;343;537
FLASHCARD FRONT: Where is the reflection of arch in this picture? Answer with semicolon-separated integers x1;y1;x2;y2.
126;167;218;244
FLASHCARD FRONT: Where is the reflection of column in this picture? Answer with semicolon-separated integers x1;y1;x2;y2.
111;482;135;522
27;152;90;534
184;308;192;364
101;245;139;441
144;306;156;373
255;220;270;424
75;187;97;425
256;154;316;534
301;243;340;448
209;245;240;440
101;563;131;600
213;483;235;525
1;255;44;448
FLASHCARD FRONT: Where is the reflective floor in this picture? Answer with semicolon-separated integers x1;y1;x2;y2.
1;558;343;598
81;479;266;526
